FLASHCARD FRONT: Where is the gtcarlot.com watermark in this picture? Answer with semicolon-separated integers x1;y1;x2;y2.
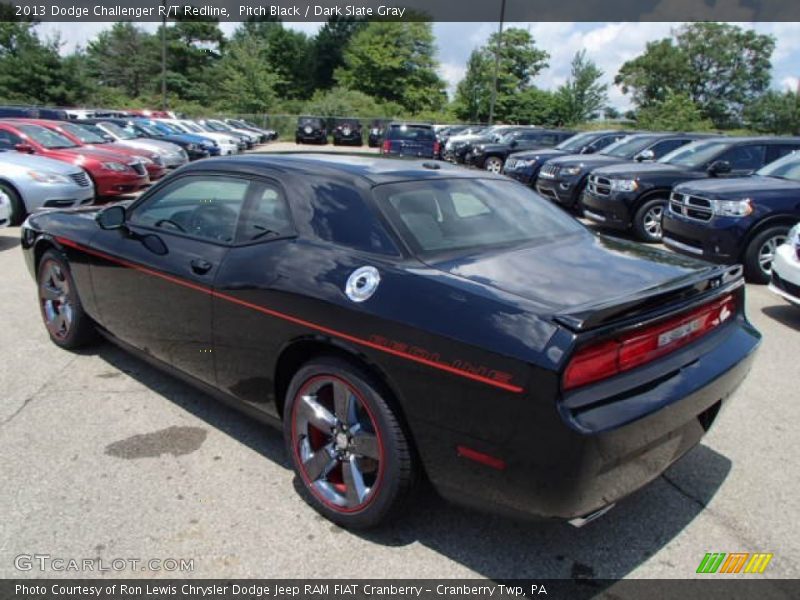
14;553;194;573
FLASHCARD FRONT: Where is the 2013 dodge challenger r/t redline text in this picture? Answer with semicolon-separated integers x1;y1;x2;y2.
20;154;760;529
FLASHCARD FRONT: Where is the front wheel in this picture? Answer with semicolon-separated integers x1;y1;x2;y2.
633;198;667;243
0;183;25;225
37;249;96;349
484;156;504;174
283;358;418;529
744;226;788;284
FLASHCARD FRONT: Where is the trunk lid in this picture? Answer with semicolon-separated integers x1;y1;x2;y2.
428;232;741;331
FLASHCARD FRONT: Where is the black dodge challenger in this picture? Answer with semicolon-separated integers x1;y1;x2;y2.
21;154;760;529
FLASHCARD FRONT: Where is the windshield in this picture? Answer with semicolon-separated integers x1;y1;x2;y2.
182;122;203;133
152;122;179;135
99;122;135;140
601;135;658;158
659;140;729;167
757;152;800;180
556;132;600;152
61;123;107;144
18;124;77;149
135;123;163;137
375;178;583;257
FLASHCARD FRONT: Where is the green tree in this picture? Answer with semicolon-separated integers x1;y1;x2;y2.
616;23;775;128
503;88;558;125
86;22;158;98
311;17;366;90
213;34;280;113
0;22;64;104
335;21;446;114
635;91;714;131
744;90;800;135
161;15;225;104
552;50;608;125
452;28;549;122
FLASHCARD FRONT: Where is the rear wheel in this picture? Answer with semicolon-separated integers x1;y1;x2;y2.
633;198;667;243
283;357;417;529
0;182;25;225
744;226;788;284
484;156;504;174
37;249;96;349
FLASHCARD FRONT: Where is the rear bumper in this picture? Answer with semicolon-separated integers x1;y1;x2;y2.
297;131;327;143
334;133;363;144
662;211;746;263
418;317;759;521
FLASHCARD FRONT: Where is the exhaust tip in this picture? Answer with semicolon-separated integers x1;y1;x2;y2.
567;503;616;528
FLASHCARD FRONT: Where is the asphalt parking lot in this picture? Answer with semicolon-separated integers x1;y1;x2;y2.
1;200;799;582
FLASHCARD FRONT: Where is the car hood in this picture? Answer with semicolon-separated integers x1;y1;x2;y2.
0;150;85;174
592;162;689;179
508;148;567;161
48;146;138;164
674;175;800;198
547;154;633;169
118;139;183;155
426;231;716;316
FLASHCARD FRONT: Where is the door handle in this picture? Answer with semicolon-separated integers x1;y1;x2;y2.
190;259;213;275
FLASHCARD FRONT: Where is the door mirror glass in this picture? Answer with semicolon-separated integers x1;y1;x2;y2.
708;160;732;175
96;204;127;230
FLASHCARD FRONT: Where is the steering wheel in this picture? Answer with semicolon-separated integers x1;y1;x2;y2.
154;218;186;232
189;203;237;241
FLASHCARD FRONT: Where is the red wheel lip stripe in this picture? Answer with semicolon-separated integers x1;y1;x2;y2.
54;235;525;394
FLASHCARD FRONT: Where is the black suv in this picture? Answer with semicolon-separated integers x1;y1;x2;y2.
583;136;800;243
380;122;438;158
661;150;800;283
465;129;576;173
296;116;328;145
332;119;363;146
367;120;388;148
536;133;706;213
503;130;628;185
443;125;531;164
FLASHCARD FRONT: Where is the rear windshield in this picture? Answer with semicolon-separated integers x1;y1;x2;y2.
299;118;322;127
386;125;435;141
375;178;583;257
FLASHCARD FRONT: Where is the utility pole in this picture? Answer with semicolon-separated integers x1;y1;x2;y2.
161;0;167;111
488;0;506;125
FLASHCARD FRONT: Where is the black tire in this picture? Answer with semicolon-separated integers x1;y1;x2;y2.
743;226;789;284
283;357;418;529
0;182;25;225
633;197;667;243
332;139;340;146
295;137;300;145
37;249;97;349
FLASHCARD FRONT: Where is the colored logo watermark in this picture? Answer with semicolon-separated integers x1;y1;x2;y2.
696;552;773;574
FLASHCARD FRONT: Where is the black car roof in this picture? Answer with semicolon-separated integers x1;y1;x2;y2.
180;153;505;186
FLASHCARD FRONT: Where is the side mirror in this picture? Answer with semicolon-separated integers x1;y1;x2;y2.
582;145;597;154
102;134;114;142
635;149;655;162
96;204;127;230
15;142;34;154
708;160;732;176
510;140;518;148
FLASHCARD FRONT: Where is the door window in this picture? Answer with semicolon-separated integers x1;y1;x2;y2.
650;138;690;158
131;176;250;243
235;185;294;243
717;145;767;171
766;144;800;164
0;128;23;149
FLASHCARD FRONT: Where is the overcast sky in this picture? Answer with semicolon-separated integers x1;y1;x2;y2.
39;21;800;109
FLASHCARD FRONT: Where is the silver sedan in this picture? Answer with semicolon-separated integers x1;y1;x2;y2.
0;151;95;224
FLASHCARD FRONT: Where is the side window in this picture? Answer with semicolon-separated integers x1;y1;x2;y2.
235;185;293;243
309;183;399;255
766;144;800;164
591;135;622;151
0;128;22;149
717;145;767;171
131;176;250;243
650;138;688;158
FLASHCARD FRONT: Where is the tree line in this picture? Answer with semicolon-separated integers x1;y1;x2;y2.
0;18;797;134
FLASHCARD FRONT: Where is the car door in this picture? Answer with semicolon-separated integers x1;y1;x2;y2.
715;144;768;176
89;173;252;385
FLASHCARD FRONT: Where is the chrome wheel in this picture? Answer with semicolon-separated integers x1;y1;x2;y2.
485;157;503;174
643;204;664;239
292;376;383;512
758;234;786;276
39;259;74;340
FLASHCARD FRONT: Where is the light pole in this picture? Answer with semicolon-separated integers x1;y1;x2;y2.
488;0;506;125
161;0;167;111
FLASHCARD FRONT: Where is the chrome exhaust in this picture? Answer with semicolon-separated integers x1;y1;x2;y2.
567;503;616;528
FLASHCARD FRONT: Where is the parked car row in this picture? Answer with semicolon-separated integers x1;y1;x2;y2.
496;130;800;284
0;112;273;224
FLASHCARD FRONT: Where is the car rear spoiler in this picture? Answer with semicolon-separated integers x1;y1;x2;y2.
554;264;745;332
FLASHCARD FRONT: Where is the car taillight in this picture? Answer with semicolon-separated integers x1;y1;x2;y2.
382;140;391;154
563;295;736;391
434;141;441;155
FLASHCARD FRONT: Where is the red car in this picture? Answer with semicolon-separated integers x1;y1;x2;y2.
23;119;167;182
0;120;148;197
